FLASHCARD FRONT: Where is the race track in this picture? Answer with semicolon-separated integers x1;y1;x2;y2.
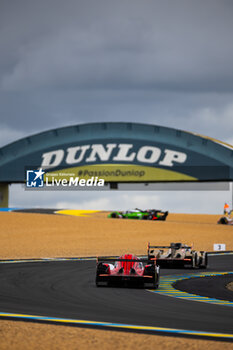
0;255;233;340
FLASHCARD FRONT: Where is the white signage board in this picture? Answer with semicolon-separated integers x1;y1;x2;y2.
213;243;226;251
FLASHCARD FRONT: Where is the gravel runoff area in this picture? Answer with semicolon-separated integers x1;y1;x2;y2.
1;320;232;350
0;211;233;350
0;211;232;258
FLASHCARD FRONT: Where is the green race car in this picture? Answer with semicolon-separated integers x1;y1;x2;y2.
108;208;168;221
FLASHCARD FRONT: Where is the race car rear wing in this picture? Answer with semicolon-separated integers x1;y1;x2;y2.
147;243;192;250
149;257;192;261
97;257;150;264
148;245;171;249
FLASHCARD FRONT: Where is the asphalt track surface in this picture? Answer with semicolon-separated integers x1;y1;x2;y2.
0;255;233;338
175;274;233;302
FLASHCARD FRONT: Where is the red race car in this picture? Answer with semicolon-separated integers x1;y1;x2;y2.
96;254;160;288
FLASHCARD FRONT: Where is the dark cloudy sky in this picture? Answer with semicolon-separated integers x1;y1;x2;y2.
0;0;233;212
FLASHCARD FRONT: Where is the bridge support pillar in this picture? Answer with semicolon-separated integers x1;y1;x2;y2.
0;183;9;208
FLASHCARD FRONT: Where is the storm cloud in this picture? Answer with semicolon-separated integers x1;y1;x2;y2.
1;0;233;91
1;0;233;138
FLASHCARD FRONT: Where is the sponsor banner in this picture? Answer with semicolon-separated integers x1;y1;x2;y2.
40;142;189;169
45;164;196;182
37;141;231;182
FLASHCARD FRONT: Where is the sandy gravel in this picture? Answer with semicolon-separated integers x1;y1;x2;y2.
0;211;233;350
0;212;232;259
1;320;233;350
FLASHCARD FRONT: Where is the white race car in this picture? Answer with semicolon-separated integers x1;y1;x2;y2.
218;216;233;225
148;242;208;268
